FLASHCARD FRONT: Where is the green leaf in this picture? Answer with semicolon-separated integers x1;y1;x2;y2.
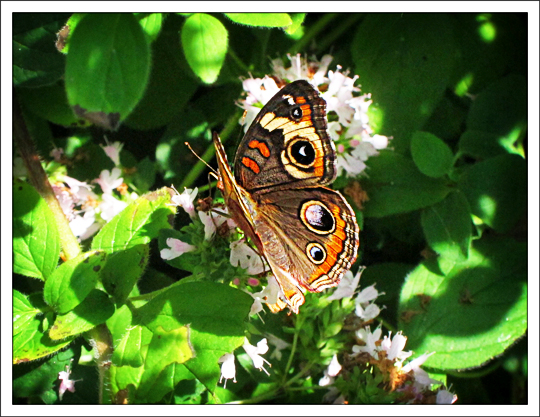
225;13;292;27
13;311;74;364
421;191;472;262
466;74;527;137
398;237;527;370
136;13;164;42
43;250;107;314
13;13;68;87
65;13;151;129
108;282;251;402
361;150;452;218
91;187;176;253
352;14;457;152
458;154;527;233
181;13;228;84
49;289;115;340
410;131;454;178
284;13;306;35
13;290;42;336
101;245;149;305
13;180;60;281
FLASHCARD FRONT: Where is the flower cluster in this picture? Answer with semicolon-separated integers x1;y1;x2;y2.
36;139;136;241
239;53;390;178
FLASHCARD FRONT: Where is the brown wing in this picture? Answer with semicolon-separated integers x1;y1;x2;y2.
252;187;359;294
233;80;337;193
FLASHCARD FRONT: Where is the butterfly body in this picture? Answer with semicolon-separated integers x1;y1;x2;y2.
214;80;359;313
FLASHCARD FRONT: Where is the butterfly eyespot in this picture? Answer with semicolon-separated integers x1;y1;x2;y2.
290;106;303;120
300;200;336;234
289;139;315;167
307;242;326;264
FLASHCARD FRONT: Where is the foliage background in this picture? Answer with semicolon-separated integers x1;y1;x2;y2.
12;12;528;405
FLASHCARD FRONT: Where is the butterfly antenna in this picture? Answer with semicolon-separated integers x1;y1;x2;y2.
184;141;218;176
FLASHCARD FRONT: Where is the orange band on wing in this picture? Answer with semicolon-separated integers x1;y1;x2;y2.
241;156;260;174
248;140;271;158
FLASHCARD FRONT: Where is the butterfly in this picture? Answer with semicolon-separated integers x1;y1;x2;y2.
213;80;359;313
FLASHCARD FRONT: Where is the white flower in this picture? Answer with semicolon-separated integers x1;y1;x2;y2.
100;193;128;222
50;146;64;161
249;275;281;315
354;283;384;321
381;332;412;362
318;354;342;386
243;338;271;375
63;176;96;201
95;168;123;194
218;353;236;388
58;362;80;401
353;326;382;359
266;334;291;361
160;237;196;260
355;302;381;321
240;77;280;131
51;184;76;221
230;240;267;275
198;211;228;241
402;352;441;389
326;269;362;301
100;138;124;166
171;186;198;219
436;389;458;404
70;208;99;240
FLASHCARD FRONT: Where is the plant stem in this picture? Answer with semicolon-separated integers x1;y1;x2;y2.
86;324;114;404
315;14;364;55
13;90;81;261
288;13;338;55
282;326;300;384
179;109;242;190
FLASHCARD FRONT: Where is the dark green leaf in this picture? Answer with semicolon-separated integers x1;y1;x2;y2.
13;13;68;87
410;131;454;178
17;81;83;127
467;74;527;137
458;154;527;233
458;130;524;160
421;190;472;262
352;14;457;152
13;180;60;281
224;13;292;27
361;150;452;218
398;237;527;370
124;27;198;130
